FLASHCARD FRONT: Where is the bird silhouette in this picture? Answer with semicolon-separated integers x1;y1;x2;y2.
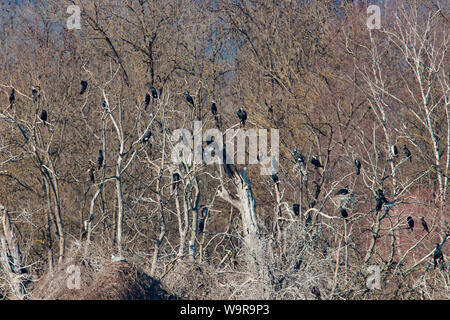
151;87;158;99
145;92;151;110
185;91;194;107
89;168;95;184
311;156;323;168
271;174;280;190
375;189;387;213
172;172;181;191
391;145;398;157
293;149;304;165
420;217;429;233
403;144;412;162
80;81;88;95
211;100;217;116
311;286;321;300
335;185;349;196
406;216;414;232
237;107;247;126
292;203;300;216
354;159;361;175
9;88;15;108
341;207;348;218
142;130;152;143
40;109;47;125
97;150;104;170
433;243;444;270
32;86;39;103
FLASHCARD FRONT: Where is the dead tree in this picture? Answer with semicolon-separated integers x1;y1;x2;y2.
0;205;29;299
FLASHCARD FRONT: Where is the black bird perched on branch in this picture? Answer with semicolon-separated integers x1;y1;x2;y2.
145;92;151;110
311;156;323;169
9;88;15;108
433;243;444;270
172;172;181;191
142;130;152;143
40;109;47;125
354;159;361;175
97;150;104;170
341;207;348;218
375;188;387;212
335;185;349;196
89;168;95;184
237;107;247;126
151;87;158;99
293;203;299;216
185;91;194;107
198;217;205;234
211;100;217;116
293;148;304;165
311;286;321;300
80;80;88;95
391;144;398;158
271;173;279;190
199;207;208;233
102;100;107;109
406;216;414;232
421;217;429;233
32;86;39;103
403;144;412;162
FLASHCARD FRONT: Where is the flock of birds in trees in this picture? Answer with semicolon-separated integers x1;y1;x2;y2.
5;79;445;271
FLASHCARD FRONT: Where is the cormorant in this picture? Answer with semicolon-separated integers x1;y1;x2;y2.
102;100;107;109
172;172;181;190
375;189;387;213
32;86;39;103
142;130;152;143
293;149;304;165
198;218;205;233
341;207;348;218
80;81;88;95
311;286;321;300
151;87;158;99
354;159;361;175
199;207;207;233
145;92;151;110
311;156;323;168
403;144;411;162
271;174;279;189
211;100;217;116
335;185;349;196
9;88;15;108
97;150;104;170
237;107;247;126
433;243;444;269
406;216;414;232
40;109;47;125
293;203;300;216
420;217;429;233
89;168;95;183
391;145;398;157
185;91;194;107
